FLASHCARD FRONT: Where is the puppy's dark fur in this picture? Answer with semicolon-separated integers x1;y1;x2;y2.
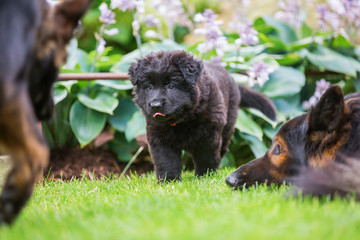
0;0;91;224
226;85;360;194
129;51;277;181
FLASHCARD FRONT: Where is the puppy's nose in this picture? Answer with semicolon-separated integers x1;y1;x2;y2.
149;101;162;111
225;174;240;188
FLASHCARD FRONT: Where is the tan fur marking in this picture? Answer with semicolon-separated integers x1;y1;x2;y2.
269;136;289;167
309;121;351;168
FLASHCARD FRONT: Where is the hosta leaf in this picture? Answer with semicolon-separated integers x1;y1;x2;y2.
125;111;146;142
70;101;106;147
108;98;139;132
236;109;263;141
78;92;119;115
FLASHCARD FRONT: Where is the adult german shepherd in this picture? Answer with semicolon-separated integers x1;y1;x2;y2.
0;0;91;224
226;85;360;198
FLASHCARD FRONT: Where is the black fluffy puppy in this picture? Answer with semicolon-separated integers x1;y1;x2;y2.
129;51;276;181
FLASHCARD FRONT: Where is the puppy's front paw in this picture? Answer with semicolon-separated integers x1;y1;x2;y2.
195;167;218;177
157;173;181;183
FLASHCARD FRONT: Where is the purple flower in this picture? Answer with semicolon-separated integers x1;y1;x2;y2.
144;30;159;39
97;37;106;55
231;22;259;46
145;14;161;27
104;28;119;36
314;78;331;97
132;20;140;35
152;0;192;28
316;0;360;41
99;3;115;25
247;62;274;87
275;0;305;29
317;4;341;32
111;0;145;13
194;9;227;58
302;79;331;110
194;9;223;26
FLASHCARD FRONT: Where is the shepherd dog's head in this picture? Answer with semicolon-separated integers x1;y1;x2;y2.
128;51;203;125
226;85;360;188
29;0;92;120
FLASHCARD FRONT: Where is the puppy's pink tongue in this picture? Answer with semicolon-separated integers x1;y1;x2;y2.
153;112;166;118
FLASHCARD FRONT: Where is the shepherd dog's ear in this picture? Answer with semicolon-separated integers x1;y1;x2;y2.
308;85;345;133
53;0;92;42
172;51;203;85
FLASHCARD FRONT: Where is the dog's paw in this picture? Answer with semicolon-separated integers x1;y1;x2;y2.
157;174;181;183
195;168;218;177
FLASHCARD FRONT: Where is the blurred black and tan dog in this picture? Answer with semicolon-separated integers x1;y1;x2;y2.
0;0;91;224
226;85;360;198
128;51;277;182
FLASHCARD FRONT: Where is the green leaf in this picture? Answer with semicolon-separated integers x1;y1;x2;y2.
240;133;268;158
108;132;139;162
259;34;288;52
272;53;302;66
273;96;304;117
125;111;146;142
264;125;281;140
246;108;281;128
55;81;78;93
224;44;266;58
305;46;360;77
108;98;139;132
230;73;249;84
300;23;312;38
331;34;354;49
62;39;91;72
235;109;263;141
111;39;185;73
95;80;133;90
355;46;360;58
70;101;106;147
220;152;236;168
248;53;280;70
253;17;275;35
261;16;298;45
78;92;119;115
290;37;314;51
53;87;68;105
261;66;306;98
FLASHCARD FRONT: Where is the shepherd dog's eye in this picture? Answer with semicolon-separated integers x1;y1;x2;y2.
167;83;175;89
272;144;285;155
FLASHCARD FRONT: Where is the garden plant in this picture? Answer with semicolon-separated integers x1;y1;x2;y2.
1;0;360;238
44;0;360;167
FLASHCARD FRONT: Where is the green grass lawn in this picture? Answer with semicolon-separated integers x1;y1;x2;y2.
0;168;360;240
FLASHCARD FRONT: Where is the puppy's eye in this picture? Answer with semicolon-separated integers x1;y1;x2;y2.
167;83;175;89
145;84;153;90
272;144;285;155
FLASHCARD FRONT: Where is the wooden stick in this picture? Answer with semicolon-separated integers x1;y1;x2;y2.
58;73;129;81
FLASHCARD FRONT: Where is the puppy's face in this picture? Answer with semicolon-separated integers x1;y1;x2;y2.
29;0;92;120
129;51;203;124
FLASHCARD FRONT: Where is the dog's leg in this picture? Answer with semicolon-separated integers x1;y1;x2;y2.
220;128;233;158
191;135;222;176
0;84;48;224
149;144;182;182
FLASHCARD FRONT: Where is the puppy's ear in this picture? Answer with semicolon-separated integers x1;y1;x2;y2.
128;61;141;85
53;0;92;43
173;51;203;85
308;85;345;133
